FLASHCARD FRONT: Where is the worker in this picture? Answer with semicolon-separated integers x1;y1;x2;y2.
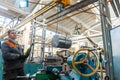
1;29;31;80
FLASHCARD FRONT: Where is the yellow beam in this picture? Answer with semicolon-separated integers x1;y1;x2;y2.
1;1;56;38
16;1;56;29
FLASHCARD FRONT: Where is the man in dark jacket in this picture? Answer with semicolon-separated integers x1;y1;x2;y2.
1;29;31;80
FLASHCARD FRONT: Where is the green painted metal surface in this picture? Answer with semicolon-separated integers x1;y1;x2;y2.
36;73;51;80
36;72;59;80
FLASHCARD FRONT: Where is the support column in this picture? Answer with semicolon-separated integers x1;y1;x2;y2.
29;19;36;61
99;0;114;80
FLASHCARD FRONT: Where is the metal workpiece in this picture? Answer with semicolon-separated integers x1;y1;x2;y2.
52;35;72;49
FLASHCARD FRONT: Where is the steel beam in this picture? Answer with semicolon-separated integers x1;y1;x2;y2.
99;0;114;80
110;1;119;17
0;1;56;38
114;0;120;15
47;0;98;23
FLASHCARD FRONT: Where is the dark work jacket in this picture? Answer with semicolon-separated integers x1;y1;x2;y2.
1;39;25;71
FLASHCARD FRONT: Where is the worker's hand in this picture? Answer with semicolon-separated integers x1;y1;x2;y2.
20;54;26;59
24;51;30;58
19;55;27;62
24;44;33;59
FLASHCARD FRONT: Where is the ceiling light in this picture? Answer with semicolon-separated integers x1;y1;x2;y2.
77;0;81;2
0;5;8;10
19;0;29;8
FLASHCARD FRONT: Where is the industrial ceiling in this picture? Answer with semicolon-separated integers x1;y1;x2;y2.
0;0;120;46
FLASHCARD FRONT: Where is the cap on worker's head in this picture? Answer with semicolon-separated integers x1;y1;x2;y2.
8;28;16;35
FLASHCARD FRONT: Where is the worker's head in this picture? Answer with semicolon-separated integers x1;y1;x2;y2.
8;29;17;40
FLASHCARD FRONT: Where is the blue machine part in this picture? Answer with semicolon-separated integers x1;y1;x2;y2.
0;49;3;80
46;65;62;72
66;53;98;80
60;75;71;80
69;69;81;80
24;63;42;75
67;55;73;65
69;69;98;80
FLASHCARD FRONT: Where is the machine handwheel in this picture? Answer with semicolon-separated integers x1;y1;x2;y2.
72;48;99;77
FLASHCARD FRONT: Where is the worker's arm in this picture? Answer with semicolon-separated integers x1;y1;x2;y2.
24;43;34;58
24;47;31;58
1;43;20;61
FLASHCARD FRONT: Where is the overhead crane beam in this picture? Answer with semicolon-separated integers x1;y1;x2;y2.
15;1;56;29
0;0;98;38
46;0;98;34
47;0;98;23
47;5;98;35
0;1;57;38
0;0;71;38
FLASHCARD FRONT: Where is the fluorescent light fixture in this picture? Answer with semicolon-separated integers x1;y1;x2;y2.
19;0;28;8
0;5;8;10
